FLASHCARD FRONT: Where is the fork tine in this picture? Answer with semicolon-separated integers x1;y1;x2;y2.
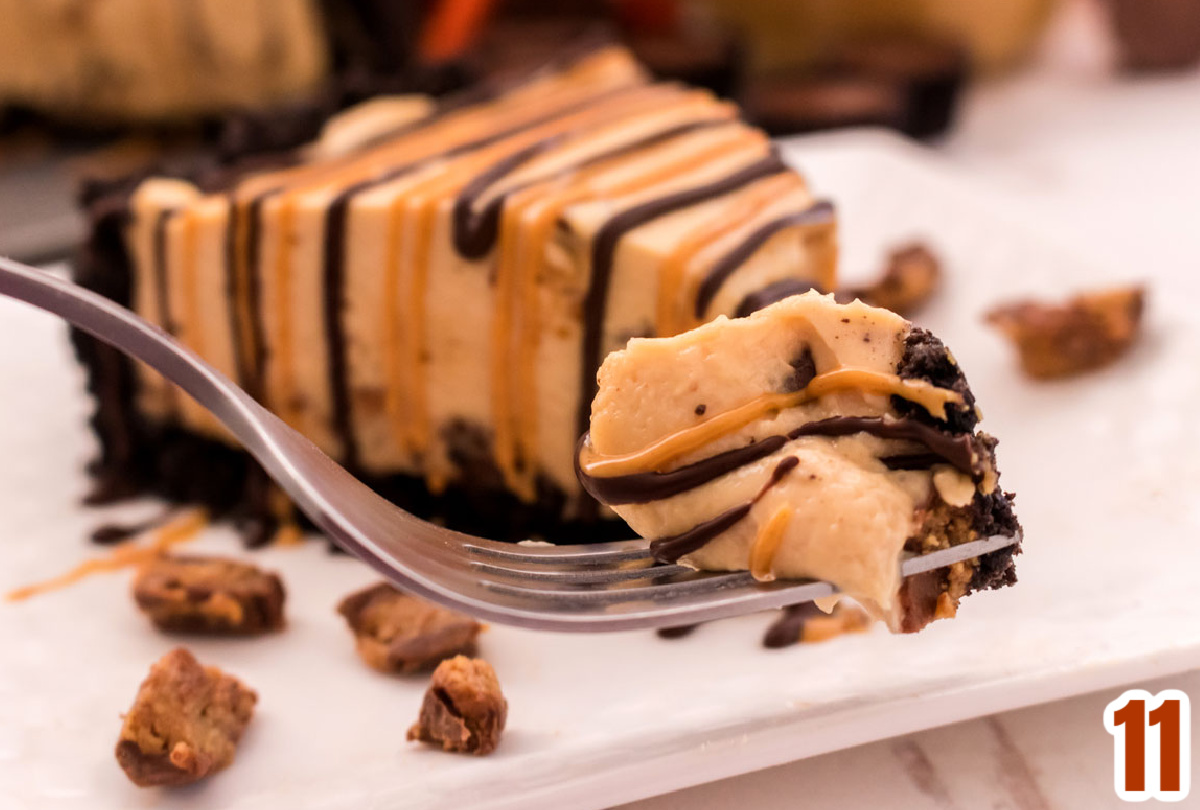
468;532;1020;607
461;539;652;565
469;560;692;584
478;570;774;604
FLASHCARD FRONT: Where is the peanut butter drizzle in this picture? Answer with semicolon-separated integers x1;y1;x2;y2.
191;54;645;455
269;198;307;433
177;211;220;436
582;369;963;478
135;202;176;418
468;94;735;214
491;188;544;500
656;173;803;335
228;194;263;394
381;192;413;463
492;129;768;498
406;188;442;475
492;110;743;498
749;504;793;581
5;510;208;602
271;522;305;547
228;48;644;208
365;87;694;474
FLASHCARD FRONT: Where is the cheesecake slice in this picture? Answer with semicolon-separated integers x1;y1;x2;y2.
74;47;838;540
577;291;1020;632
0;0;330;123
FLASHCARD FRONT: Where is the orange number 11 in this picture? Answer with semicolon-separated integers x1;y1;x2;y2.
1104;689;1191;801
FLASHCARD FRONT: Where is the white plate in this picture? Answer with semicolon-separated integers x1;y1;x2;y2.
2;131;1198;810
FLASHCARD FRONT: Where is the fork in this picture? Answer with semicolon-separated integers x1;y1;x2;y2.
0;256;1018;632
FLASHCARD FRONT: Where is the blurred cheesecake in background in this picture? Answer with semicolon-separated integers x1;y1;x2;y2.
703;0;1059;75
0;0;330;124
73;47;838;542
0;0;429;128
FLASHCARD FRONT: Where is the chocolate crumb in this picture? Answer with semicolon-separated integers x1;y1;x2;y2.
985;286;1145;379
786;345;817;391
91;521;148;545
407;656;507;756
694;404;706;416
115;648;256;788
132;554;286;635
337;582;482;674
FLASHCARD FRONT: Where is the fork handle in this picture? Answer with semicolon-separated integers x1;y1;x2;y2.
0;256;290;460
0;253;388;558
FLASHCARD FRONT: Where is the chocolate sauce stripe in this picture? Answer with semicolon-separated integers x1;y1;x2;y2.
322;165;422;468
694;200;836;320
243;192;274;403
224;189;279;402
579;415;977;506
648;502;751;563
451;118;730;259
305;83;644;468
649;454;799;563
578;153;791;440
152;209;179;337
735;277;822;318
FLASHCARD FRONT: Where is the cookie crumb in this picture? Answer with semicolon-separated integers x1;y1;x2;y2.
337;583;482;674
132;554;286;635
985;285;1145;379
115;648;256;788
407;656;507;755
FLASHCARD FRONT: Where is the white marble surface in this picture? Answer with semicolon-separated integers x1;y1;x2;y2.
623;4;1200;808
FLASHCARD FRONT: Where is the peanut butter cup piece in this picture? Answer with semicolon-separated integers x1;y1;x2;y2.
132;554;286;635
407;656;508;756
985;286;1145;379
851;243;941;316
115;648;257;788
337;583;483;674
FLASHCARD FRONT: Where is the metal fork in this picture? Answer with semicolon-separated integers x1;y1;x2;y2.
0;256;1018;632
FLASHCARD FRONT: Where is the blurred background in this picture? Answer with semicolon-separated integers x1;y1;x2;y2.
2;0;1199;263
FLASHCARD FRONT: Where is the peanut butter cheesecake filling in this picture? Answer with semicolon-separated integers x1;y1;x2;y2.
579;291;1020;630
83;47;842;537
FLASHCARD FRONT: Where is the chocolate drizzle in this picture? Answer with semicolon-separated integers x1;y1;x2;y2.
881;452;943;471
322;166;420;467
450;119;727;259
694;200;835;319
735;277;822;318
309;85;648;468
762;602;822;648
578;153;790;438
152;209;178;336
239;192;275;401
578;415;978;507
91;522;147;546
649;501;752;563
577;433;787;505
452;139;563;259
649;453;799;563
